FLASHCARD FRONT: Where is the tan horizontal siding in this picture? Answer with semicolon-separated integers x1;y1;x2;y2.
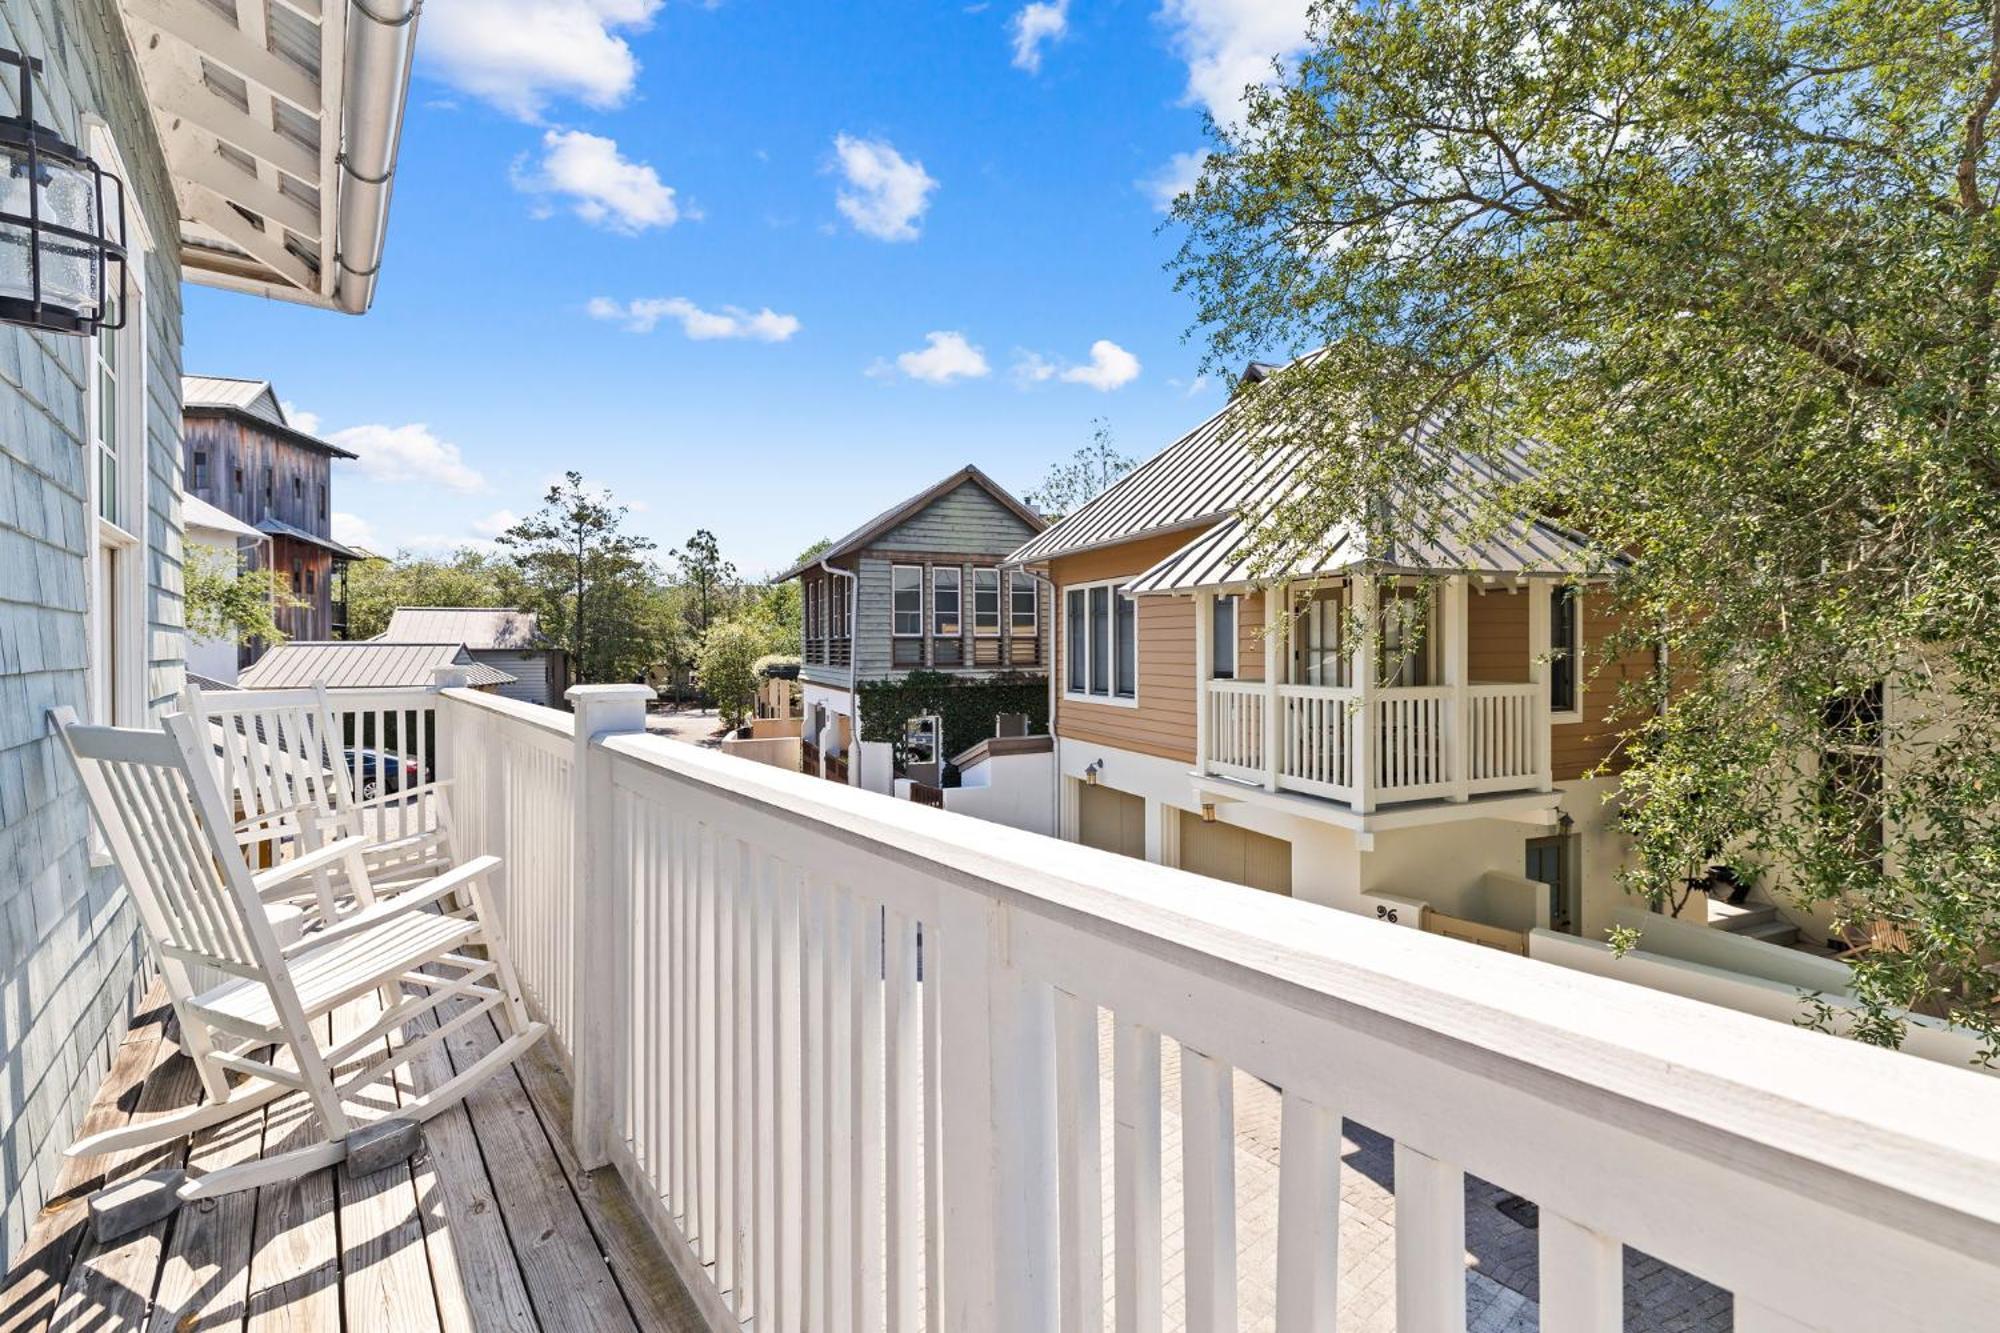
1553;598;1656;781
1468;588;1530;683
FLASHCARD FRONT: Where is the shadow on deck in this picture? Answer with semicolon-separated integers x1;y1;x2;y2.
2;985;705;1331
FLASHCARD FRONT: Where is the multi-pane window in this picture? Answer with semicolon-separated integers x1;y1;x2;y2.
1066;581;1137;701
1010;571;1037;631
973;568;1000;634
263;467;274;513
93;294;120;527
1293;587;1345;686
292;474;303;503
87;125;143;734
190;448;208;490
1211;595;1238;680
805;578;819;641
892;564;923;636
933;566;961;637
319;482;328;522
1380;587;1437;688
1549;585;1580;716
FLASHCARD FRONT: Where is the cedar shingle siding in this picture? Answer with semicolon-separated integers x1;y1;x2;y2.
0;0;185;1259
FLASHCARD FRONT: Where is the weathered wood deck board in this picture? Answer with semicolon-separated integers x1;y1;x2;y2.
3;988;699;1332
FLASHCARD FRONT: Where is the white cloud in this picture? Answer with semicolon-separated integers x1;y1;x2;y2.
1157;0;1311;127
280;400;322;435
331;512;376;549
1139;148;1208;212
472;509;520;537
329;423;487;493
587;296;801;341
891;331;990;384
1014;339;1143;391
831;135;938;242
515;129;678;234
1010;1;1068;72
421;0;661;121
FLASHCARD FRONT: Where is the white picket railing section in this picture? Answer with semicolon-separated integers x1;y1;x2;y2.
1275;684;1357;799
432;684;2000;1333
1465;683;1541;791
1369;686;1452;799
1204;680;1265;782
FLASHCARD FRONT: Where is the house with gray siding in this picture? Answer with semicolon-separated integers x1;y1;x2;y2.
775;465;1049;776
378;606;570;708
0;0;418;1263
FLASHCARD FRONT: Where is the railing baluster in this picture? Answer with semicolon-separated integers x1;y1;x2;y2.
885;909;922;1331
801;875;827;1329
1180;1045;1236;1333
777;865;804;1331
713;828;734;1297
924;915;946;1333
851;898;885;1333
1539;1209;1622;1333
824;889;856;1333
1275;1094;1341;1333
753;849;778;1327
732;841;757;1320
1392;1142;1465;1333
699;825;719;1264
1054;989;1103;1333
1114;1021;1162;1333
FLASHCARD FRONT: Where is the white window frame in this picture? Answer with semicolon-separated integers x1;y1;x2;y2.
973;567;1001;636
891;563;923;638
932;565;961;638
85;119;149;739
1549;585;1584;723
1009;570;1038;633
1061;578;1139;708
1211;594;1239;680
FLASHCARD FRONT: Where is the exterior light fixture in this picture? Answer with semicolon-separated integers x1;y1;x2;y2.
1200;802;1218;824
1084;759;1103;786
0;48;125;336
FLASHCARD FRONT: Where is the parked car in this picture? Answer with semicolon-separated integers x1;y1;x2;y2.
346;747;418;800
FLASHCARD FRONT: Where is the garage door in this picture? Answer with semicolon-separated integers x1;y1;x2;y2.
1177;812;1292;895
1077;783;1145;859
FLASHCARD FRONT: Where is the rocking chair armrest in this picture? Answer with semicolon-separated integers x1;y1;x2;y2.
283;854;500;956
250;836;372;898
231;799;334;837
348;778;454;815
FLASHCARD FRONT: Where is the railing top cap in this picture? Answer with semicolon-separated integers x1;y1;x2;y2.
566;684;654;702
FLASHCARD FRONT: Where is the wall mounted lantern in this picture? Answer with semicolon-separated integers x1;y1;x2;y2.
0;48;125;336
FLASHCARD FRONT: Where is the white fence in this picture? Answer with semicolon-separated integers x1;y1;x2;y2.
435;684;2000;1333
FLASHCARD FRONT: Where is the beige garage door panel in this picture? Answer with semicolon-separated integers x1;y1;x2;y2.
1078;783;1146;859
1178;812;1293;896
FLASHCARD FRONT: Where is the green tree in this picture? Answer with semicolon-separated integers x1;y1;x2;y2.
1025;419;1135;520
1171;0;2000;1050
500;472;659;685
697;617;768;728
673;529;738;643
184;546;297;647
340;549;508;640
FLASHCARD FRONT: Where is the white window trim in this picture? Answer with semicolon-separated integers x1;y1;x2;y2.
973;566;1001;636
1009;569;1038;634
1061;578;1139;708
891;563;924;638
1549;585;1584;723
1211;593;1240;680
932;565;962;638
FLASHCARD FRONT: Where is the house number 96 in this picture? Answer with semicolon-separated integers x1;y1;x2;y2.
1376;905;1399;924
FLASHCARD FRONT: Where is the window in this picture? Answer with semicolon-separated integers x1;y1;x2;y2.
305;567;316;595
232;464;243;494
1293;586;1345;686
292;474;302;503
892;564;923;636
805;578;818;640
190;448;208;490
1066;589;1086;692
318;482;327;522
933;566;961;637
263;467;273;513
1065;580;1138;703
973;568;1000;634
1549;585;1581;718
833;576;847;638
1211;595;1238;679
292;557;303;592
1010;571;1037;631
86;122;148;736
1380;587;1438;688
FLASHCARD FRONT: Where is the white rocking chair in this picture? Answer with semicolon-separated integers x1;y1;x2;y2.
50;706;546;1201
182;682;459;915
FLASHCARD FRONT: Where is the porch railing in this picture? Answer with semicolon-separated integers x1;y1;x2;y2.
428;681;2000;1333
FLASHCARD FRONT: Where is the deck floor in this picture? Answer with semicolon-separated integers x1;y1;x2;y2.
1;984;706;1332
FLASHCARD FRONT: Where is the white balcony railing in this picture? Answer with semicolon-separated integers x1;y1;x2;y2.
407;681;2000;1332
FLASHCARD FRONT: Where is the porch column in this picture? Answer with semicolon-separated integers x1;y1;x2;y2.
1262;582;1284;792
1445;575;1470;803
1527;581;1554;792
1194;592;1213;777
1349;576;1377;815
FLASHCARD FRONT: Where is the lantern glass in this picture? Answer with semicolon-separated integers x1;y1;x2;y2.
0;143;108;323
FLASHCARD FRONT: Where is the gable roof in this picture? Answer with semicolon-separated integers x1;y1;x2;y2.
257;515;363;559
182;493;264;542
183;375;358;459
1007;363;1603;590
773;465;1046;582
238;642;515;690
380;607;549;651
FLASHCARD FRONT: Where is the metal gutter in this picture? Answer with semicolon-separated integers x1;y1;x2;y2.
332;0;421;313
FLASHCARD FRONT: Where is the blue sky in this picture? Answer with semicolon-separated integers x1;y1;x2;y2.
183;0;1309;576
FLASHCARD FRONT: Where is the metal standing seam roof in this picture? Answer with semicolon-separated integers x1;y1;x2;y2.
379;608;549;651
772;464;1047;583
183;375;360;459
257;516;364;559
1007;363;1605;592
236;642;517;690
182;493;265;542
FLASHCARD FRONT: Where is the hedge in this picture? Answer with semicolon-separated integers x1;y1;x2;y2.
856;670;1049;765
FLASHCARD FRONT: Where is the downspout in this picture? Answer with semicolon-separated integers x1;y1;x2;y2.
818;558;858;786
333;0;422;314
1010;565;1060;837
